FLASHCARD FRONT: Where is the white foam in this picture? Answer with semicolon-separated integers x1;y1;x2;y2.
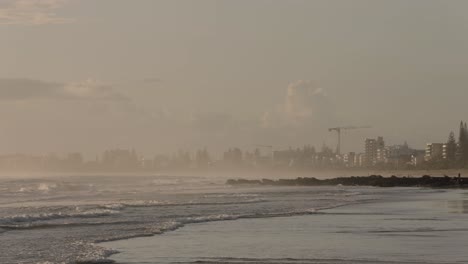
100;198;267;210
183;214;241;223
38;183;56;192
0;209;119;225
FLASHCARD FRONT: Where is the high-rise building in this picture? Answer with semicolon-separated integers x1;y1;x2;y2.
376;137;385;149
425;143;444;161
383;143;413;166
442;144;455;160
364;137;385;166
343;152;356;167
376;148;388;163
364;138;377;166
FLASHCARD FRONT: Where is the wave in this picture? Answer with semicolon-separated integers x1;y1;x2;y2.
383;217;446;221
8;198;361;263
151;178;182;185
183;214;242;223
95;209;320;245
100;198;268;210
177;257;432;264
334;227;468;234
15;182;59;193
38;183;57;192
14;182;96;195
343;191;363;197
0;209;119;225
0;197;270;231
368;227;468;233
203;193;261;198
1;207;322;234
68;241;119;264
94;221;186;243
0;220;140;230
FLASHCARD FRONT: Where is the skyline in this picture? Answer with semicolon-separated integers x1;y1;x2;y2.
3;0;468;157
0;118;464;166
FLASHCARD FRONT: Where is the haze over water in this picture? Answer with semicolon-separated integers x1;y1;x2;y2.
0;174;374;263
2;1;468;264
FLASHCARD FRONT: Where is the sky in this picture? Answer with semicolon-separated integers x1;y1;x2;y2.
1;0;468;158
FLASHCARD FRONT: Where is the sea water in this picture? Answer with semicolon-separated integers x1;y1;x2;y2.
1;174;467;263
106;188;468;264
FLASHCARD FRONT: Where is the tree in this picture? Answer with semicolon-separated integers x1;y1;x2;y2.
446;131;457;161
464;123;468;160
457;121;468;165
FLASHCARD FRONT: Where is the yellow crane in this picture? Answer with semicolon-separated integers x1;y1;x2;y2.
328;126;371;155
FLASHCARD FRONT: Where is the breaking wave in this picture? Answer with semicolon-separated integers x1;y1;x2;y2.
0;175;376;264
0;209;119;225
100;198;267;210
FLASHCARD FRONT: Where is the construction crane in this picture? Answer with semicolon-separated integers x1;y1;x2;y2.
328;126;371;155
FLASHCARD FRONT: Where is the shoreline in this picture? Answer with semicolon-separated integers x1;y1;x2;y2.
99;185;379;263
98;198;362;263
102;188;468;264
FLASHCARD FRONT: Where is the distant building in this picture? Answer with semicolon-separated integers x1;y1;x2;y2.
273;149;296;167
376;148;387;163
343;152;356;167
364;137;385;166
223;148;243;166
442;144;454;160
101;149;139;170
425;143;444;161
384;143;413;167
411;150;426;166
377;137;385;149
355;153;365;167
364;139;377;166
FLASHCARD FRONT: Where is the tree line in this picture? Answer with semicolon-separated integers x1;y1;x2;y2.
439;121;468;169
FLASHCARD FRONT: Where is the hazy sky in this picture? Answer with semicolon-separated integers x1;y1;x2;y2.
2;0;468;157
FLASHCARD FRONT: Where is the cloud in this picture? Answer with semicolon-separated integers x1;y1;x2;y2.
0;0;72;25
256;80;338;147
63;79;129;101
0;78;129;102
261;80;336;128
284;80;329;120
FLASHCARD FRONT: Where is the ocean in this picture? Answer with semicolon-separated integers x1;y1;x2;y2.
0;174;467;264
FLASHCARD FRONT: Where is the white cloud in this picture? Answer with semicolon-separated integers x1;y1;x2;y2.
262;80;335;128
63;79;129;101
256;80;338;147
0;0;72;25
284;80;329;121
